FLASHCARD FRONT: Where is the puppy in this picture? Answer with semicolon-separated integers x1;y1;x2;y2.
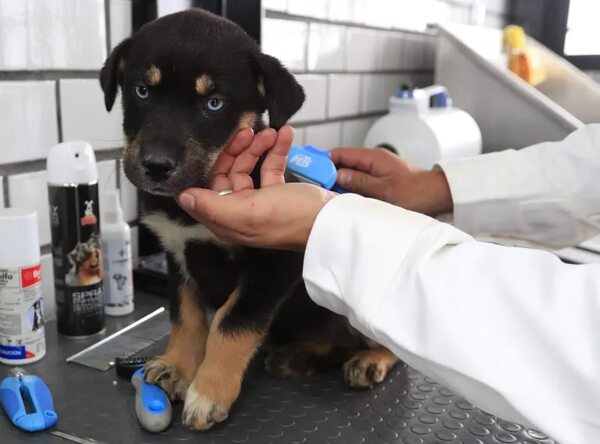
100;9;399;430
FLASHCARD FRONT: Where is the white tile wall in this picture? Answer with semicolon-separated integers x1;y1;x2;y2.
120;165;139;222
328;74;361;118
290;75;327;123
287;0;328;19
292;127;306;146
346;28;379;72
157;0;191;17
0;0;28;69
0;81;58;164
0;177;3;208
304;122;342;149
8;171;51;246
110;0;132;49
59;79;124;150
7;163;116;247
341;117;377;146
263;0;288;12
360;73;406;113
376;32;405;71
262;18;307;71
307;23;346;71
41;253;56;321
97;160;119;216
327;0;353;22
363;0;398;29
0;0;107;70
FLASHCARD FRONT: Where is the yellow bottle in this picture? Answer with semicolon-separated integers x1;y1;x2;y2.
503;25;546;86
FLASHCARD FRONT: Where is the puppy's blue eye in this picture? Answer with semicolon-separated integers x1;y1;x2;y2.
134;85;149;99
206;96;223;111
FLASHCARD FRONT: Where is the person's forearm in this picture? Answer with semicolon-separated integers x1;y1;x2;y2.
438;124;600;247
303;194;600;444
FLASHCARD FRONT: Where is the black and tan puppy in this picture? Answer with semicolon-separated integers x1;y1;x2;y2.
100;9;398;430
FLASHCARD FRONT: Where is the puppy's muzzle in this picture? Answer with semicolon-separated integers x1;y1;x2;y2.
141;153;177;182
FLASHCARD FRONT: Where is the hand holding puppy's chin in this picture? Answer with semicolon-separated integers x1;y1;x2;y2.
177;183;336;251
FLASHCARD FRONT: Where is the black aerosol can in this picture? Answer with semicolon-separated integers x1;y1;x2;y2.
47;141;105;336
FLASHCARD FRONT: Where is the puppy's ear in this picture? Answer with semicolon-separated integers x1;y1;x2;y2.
100;38;133;112
253;53;305;129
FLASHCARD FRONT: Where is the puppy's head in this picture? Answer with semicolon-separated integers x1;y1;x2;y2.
100;9;304;195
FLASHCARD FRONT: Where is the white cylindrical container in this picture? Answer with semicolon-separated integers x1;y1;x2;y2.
102;191;134;316
0;208;46;365
364;85;482;170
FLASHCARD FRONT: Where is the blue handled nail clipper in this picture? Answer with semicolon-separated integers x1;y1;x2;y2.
0;367;58;432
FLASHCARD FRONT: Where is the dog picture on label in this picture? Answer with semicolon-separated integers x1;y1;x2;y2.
65;233;104;287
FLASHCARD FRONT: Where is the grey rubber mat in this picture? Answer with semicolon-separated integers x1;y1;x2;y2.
1;293;557;444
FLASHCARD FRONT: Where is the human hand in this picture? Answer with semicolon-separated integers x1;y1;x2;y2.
177;126;336;251
331;147;453;216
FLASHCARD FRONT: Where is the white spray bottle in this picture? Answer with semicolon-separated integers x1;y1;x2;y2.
102;191;134;316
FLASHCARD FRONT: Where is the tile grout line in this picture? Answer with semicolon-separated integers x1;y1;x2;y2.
0;71;100;80
104;0;112;56
2;176;9;208
265;10;437;36
55;81;63;143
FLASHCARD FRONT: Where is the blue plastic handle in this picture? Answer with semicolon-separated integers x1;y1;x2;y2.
287;145;346;192
131;368;171;432
0;374;58;432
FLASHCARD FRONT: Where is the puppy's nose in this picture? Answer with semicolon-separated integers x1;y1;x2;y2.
142;155;176;181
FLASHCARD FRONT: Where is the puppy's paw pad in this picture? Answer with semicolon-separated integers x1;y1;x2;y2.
144;358;189;401
182;385;229;430
343;356;387;389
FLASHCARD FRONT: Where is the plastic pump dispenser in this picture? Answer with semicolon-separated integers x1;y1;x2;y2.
102;191;134;316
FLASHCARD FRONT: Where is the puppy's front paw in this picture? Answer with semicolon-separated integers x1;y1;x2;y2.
144;357;189;401
182;383;231;430
343;352;392;389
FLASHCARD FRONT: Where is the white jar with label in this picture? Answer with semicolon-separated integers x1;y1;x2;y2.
0;208;45;365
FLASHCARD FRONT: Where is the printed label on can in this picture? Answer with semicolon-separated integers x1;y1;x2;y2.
49;183;105;336
0;264;46;363
103;240;134;308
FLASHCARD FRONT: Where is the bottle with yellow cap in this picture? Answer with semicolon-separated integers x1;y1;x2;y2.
503;25;546;86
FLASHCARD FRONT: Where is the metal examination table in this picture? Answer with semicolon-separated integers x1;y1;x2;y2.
2;292;557;444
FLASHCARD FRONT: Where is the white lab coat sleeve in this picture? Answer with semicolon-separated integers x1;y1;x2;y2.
438;124;600;247
303;193;600;444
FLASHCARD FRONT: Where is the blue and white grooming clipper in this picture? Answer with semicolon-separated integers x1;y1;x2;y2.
132;368;171;433
287;145;346;193
0;368;58;432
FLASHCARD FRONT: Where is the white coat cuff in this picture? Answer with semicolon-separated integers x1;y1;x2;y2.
438;151;521;234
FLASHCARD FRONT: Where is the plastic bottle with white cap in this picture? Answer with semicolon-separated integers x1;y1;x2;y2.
102;191;134;316
0;208;45;365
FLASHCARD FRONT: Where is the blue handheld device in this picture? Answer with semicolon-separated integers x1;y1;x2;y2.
287;145;346;193
0;368;58;432
131;367;171;433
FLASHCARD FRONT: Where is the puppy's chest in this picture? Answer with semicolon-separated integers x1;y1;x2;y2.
142;212;239;284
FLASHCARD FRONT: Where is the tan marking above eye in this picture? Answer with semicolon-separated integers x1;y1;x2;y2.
145;64;161;86
195;74;214;95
